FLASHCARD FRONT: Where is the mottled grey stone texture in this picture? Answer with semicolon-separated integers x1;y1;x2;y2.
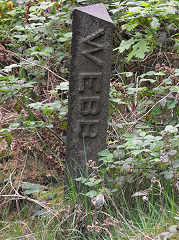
66;3;113;178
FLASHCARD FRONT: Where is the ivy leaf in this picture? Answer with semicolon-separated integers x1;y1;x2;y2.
150;17;160;29
127;40;150;60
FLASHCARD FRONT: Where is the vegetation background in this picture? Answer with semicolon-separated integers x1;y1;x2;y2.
0;0;178;239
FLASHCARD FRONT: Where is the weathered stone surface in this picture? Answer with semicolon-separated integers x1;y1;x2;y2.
66;3;113;178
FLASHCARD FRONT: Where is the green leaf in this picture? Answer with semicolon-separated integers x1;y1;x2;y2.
75;177;87;183
173;160;179;169
25;189;41;195
99;149;110;157
164;125;178;133
14;35;27;41
127;40;150;60
86;190;97;198
169;225;178;233
168;100;178;109
120;72;133;77
3;64;21;72
0;87;9;92
76;0;87;2
85;178;101;186
142;70;156;76
128;7;141;13
9;123;21;130
127;87;147;94
28;102;42;110
139;131;146;137
144;100;154;105
39;47;53;56
56;82;69;91
132;190;148;197
152;158;160;162
131;149;151;156
140;2;150;7
101;154;114;163
115;38;136;53
174;69;179;76
13;26;25;31
29;6;38;11
45;124;54;128
150;106;162;116
161;171;174;180
32;209;50;217
135;32;143;38
58;32;72;42
140;78;156;83
21;182;41;195
150;152;160;157
23;82;36;88
160;98;167;108
63;32;72;39
150;17;160;29
21;182;39;189
110;98;126;104
122;22;139;31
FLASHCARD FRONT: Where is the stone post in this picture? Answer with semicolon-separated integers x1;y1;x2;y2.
66;3;113;178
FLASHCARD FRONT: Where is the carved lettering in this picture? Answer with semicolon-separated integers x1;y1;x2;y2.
79;72;102;93
80;96;100;115
79;120;99;138
81;29;104;67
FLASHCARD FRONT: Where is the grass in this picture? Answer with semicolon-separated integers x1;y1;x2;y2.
0;169;178;240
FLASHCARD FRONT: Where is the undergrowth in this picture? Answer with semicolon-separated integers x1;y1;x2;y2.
0;0;178;239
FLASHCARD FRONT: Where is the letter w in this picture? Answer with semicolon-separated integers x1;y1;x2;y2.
81;29;104;67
